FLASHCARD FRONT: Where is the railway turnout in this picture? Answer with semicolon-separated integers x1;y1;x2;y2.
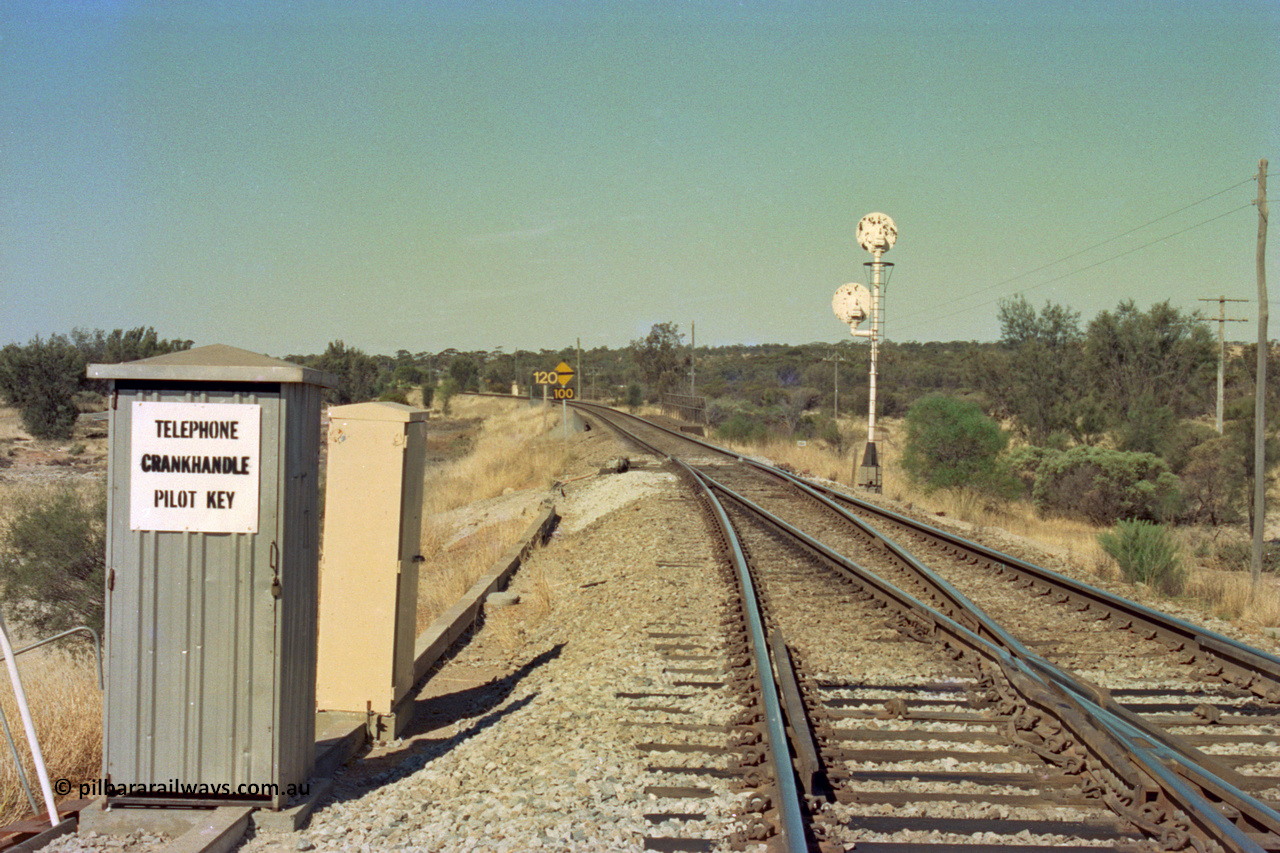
577;401;1280;852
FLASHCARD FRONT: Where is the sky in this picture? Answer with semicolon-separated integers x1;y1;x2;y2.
3;1;1277;358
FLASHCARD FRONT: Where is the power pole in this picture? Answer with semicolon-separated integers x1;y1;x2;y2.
689;321;696;397
822;347;846;421
1253;158;1269;584
1198;296;1248;434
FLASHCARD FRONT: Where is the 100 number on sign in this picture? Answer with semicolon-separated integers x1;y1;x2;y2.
553;387;574;400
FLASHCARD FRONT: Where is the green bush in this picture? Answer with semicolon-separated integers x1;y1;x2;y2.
901;395;1011;494
377;388;410;405
814;415;849;453
0;483;106;635
1031;445;1181;524
626;382;643;409
438;378;460;415
1098;520;1184;595
0;336;84;440
1003;445;1046;498
717;412;769;445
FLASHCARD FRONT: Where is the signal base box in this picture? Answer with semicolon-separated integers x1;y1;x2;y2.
857;440;883;493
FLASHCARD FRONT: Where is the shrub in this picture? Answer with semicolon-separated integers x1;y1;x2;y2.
1031;446;1181;524
626;382;643;409
791;413;818;440
1003;445;1046;498
0;483;106;636
813;415;850;453
1179;433;1246;525
378;388;410;405
0;336;84;440
1098;520;1184;595
438;378;460;415
1162;420;1219;475
901;394;1011;494
717;412;769;445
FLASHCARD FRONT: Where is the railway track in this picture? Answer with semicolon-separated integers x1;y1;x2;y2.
9;401;1277;852
576;401;1280;852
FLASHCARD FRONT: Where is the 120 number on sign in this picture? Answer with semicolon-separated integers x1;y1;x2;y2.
532;370;559;385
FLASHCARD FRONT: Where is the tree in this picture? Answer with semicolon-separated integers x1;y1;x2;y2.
390;349;424;387
631;322;686;398
308;340;383;404
74;326;193;366
0;335;85;439
901;394;1010;494
1083;300;1215;448
973;297;1083;444
448;356;480;392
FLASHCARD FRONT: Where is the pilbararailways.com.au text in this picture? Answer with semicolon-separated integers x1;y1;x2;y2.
56;778;310;798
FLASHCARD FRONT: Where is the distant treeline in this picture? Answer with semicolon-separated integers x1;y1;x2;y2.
2;298;1271;454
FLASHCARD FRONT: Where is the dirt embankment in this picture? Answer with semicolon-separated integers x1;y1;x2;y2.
0;408;108;487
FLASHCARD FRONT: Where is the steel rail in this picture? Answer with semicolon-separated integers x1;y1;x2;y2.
808;479;1280;705
573;403;1280;851
581;405;809;850
575;400;1280;706
697;467;1274;853
673;459;809;853
772;473;1280;794
695;444;1280;844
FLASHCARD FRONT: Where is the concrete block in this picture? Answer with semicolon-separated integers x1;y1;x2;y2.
250;779;332;834
164;807;251;853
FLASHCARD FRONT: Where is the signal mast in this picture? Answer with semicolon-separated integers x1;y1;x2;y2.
832;212;896;492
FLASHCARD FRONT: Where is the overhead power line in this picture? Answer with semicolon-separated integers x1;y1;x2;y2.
889;177;1256;337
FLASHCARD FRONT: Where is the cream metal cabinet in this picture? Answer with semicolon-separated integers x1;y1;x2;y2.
316;402;427;734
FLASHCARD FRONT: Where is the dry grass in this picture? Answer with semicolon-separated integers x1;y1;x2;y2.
480;558;560;655
0;479;103;826
416;517;531;633
415;396;577;632
422;397;572;516
0;408;28;443
1185;569;1280;625
0;482;30;535
714;416;1280;628
0;647;101;826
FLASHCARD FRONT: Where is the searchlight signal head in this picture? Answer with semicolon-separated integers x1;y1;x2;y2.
856;212;897;254
832;282;871;327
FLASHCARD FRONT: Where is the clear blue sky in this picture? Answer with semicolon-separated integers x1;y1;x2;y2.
3;1;1276;356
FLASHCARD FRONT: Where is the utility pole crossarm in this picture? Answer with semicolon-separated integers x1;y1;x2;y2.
1198;296;1250;434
